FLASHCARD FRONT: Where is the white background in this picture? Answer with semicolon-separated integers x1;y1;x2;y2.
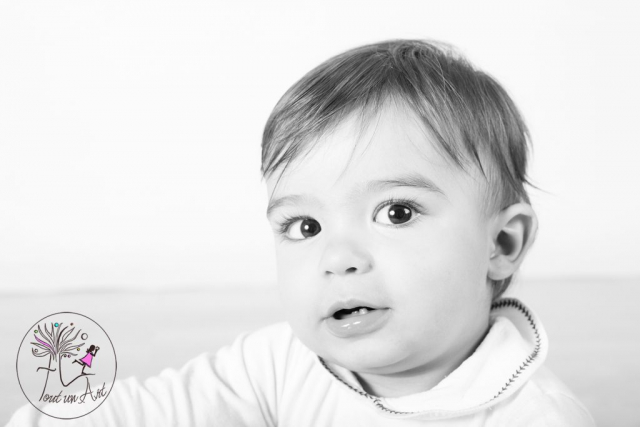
1;0;639;293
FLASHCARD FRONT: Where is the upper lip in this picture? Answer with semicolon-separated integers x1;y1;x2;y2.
325;299;387;319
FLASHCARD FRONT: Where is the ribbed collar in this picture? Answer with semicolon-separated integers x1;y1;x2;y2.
318;298;547;420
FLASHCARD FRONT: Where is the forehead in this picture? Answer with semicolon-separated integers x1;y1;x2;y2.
266;105;486;210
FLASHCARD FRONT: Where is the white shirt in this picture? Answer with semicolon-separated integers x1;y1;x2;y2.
6;298;596;426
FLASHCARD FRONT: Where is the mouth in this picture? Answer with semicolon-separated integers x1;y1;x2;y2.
332;306;378;320
324;301;391;338
325;297;387;319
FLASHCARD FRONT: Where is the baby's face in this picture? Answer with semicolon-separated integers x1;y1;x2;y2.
266;106;495;380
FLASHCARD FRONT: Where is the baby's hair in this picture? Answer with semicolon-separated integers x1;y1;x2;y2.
261;39;533;299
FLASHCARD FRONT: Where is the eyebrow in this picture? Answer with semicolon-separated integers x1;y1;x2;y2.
266;172;445;218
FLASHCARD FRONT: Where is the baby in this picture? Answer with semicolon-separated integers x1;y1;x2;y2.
8;40;595;426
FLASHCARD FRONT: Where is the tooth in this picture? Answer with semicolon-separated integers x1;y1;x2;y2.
358;308;368;315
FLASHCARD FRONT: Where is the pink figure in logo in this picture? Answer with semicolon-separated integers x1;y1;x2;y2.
72;344;100;375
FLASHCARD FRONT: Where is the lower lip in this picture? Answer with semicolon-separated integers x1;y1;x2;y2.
324;309;391;338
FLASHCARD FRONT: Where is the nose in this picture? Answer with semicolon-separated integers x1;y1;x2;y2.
319;238;373;276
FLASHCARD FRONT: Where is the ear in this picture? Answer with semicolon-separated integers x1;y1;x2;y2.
487;203;538;281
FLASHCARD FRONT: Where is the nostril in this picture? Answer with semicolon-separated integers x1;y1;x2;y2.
326;267;359;275
320;245;373;276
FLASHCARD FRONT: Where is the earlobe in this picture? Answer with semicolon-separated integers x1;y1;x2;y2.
487;203;538;281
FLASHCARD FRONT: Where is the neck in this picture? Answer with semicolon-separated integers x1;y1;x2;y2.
354;323;491;398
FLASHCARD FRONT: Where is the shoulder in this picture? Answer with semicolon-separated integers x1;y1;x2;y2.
221;322;303;362
238;322;297;348
212;322;315;382
493;366;596;426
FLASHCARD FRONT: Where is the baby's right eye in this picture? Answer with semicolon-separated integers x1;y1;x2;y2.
281;218;322;240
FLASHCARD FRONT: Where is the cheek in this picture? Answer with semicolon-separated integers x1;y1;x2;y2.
380;220;491;309
276;249;302;303
274;248;327;354
428;215;490;278
275;246;318;320
275;245;315;285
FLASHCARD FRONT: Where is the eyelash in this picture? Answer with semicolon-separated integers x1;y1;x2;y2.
276;196;424;239
277;214;307;237
374;196;423;226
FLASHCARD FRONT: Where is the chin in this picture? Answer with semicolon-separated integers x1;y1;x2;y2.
322;341;408;374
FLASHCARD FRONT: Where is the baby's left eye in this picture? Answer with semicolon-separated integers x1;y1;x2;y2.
374;202;419;226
